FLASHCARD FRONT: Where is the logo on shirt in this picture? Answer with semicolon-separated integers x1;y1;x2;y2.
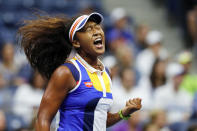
84;82;93;87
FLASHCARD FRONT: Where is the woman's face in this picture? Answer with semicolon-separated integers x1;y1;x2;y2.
75;21;105;57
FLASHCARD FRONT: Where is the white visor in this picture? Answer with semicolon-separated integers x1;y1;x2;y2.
69;12;103;42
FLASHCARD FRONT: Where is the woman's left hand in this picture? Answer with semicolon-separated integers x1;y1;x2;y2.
121;98;142;117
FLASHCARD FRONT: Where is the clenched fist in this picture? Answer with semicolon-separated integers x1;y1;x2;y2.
121;98;142;117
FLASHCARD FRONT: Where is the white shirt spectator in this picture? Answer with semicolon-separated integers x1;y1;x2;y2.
12;84;43;124
136;30;168;76
136;48;168;76
154;82;193;123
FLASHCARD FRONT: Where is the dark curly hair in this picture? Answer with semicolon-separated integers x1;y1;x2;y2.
17;15;77;79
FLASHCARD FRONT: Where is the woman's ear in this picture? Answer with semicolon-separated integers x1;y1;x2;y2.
72;40;80;48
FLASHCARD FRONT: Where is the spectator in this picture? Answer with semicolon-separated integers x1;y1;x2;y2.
147;110;170;131
12;71;46;127
109;68;142;131
132;58;167;112
177;50;193;74
106;7;136;54
177;50;197;97
154;63;193;124
110;67;136;113
0;43;20;87
134;24;150;53
149;58;167;88
115;44;134;69
135;30;168;76
15;63;34;86
115;44;141;84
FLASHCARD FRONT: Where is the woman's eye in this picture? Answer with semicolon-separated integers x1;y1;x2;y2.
86;27;92;31
95;24;100;29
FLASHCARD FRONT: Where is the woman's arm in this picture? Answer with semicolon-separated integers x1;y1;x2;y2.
107;98;142;127
35;66;76;131
106;69;142;127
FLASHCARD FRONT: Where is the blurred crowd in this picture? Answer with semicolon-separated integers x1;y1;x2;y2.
0;0;197;131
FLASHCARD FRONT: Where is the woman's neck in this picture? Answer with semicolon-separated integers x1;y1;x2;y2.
77;52;103;71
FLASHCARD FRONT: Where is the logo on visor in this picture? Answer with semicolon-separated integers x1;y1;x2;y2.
84;82;93;87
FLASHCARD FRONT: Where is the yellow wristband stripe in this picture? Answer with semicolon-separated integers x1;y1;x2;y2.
118;110;130;120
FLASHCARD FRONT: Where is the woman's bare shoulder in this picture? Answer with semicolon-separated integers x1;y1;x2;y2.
48;65;75;91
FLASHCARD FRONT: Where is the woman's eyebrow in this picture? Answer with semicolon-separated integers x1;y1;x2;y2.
84;25;91;29
86;22;98;28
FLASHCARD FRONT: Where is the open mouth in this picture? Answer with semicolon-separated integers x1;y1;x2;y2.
94;38;103;48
